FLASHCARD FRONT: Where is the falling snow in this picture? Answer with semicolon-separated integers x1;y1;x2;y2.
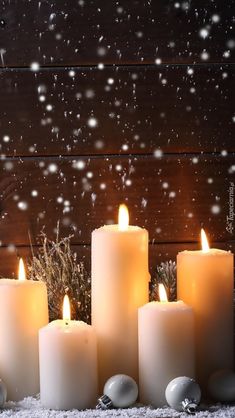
0;1;232;258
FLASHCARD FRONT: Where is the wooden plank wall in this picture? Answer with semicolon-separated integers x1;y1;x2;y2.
0;0;234;277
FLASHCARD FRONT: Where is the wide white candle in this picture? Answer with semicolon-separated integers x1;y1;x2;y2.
92;204;149;390
39;295;98;410
177;229;234;391
0;259;48;401
138;284;195;407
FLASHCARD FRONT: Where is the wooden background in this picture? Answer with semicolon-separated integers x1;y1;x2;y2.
0;0;234;277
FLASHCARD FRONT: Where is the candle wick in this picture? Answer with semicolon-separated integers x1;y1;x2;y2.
65;321;69;326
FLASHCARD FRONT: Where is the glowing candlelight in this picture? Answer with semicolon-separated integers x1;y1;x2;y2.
118;204;129;231
63;295;71;324
18;258;26;281
201;229;210;252
159;284;168;302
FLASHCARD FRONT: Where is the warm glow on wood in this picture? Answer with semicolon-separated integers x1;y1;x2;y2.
201;228;210;252
63;295;71;322
118;204;129;231
159;283;168;302
18;258;26;281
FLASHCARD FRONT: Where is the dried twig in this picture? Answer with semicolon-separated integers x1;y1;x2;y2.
27;223;91;323
150;260;177;301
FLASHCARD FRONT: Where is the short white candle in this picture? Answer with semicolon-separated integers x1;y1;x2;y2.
39;295;98;410
177;229;234;391
0;259;48;401
138;284;195;406
92;204;149;390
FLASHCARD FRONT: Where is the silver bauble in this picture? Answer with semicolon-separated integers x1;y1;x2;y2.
165;376;201;414
0;379;7;407
97;374;138;409
208;369;235;402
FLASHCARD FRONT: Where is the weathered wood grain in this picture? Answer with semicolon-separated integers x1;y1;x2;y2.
0;154;233;246
1;241;234;278
0;1;234;66
0;66;234;156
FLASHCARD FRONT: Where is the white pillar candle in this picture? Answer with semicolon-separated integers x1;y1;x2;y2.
177;229;234;391
39;295;98;410
138;284;195;407
0;259;48;401
92;204;149;390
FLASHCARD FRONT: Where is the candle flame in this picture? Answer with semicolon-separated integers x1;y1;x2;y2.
159;283;168;302
118;204;129;231
63;295;71;322
18;258;26;281
201;228;210;252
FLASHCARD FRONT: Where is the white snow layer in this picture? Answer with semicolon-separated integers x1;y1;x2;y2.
0;397;235;418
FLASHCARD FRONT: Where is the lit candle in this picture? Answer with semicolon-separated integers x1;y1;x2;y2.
39;295;97;410
0;258;48;400
177;229;234;391
138;284;195;406
92;204;149;390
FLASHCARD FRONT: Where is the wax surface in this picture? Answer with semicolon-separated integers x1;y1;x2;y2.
138;300;195;407
0;279;48;401
92;224;149;391
39;320;98;410
177;249;234;392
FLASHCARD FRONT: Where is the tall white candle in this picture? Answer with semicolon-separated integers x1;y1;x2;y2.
177;229;234;391
39;295;98;410
138;284;195;407
0;259;48;401
92;204;149;390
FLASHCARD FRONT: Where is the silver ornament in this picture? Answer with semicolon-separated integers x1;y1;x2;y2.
97;374;138;409
165;376;201;414
0;379;7;408
208;369;235;402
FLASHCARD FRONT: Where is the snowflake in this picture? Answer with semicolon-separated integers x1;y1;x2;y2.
107;78;114;85
154;149;163;158
48;163;58;173
18;201;28;210
87;117;98;128
39;95;46;102
68;70;75;77
155;58;162;65
221;150;228;156
211;205;221;214
187;68;194;75
201;50;210;61
30;62;40;71
199;28;209;39
46;104;53;112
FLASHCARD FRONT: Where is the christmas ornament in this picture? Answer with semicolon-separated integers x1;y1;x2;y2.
165;376;201;414
0;379;7;407
150;261;176;302
208;369;235;402
97;374;138;409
